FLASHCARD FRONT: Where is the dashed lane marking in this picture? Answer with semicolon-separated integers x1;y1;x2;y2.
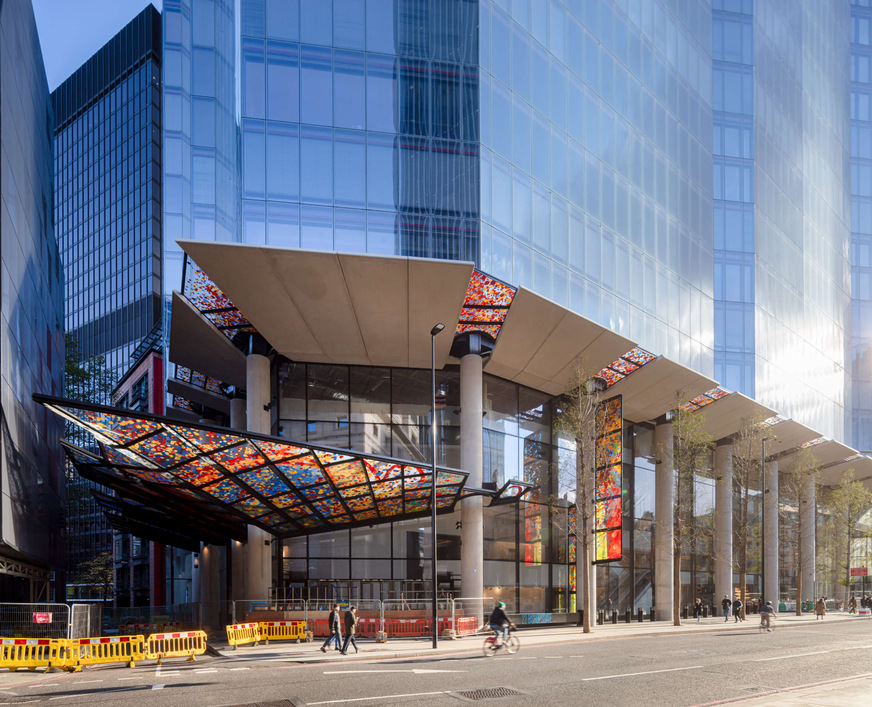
582;665;703;681
308;691;451;705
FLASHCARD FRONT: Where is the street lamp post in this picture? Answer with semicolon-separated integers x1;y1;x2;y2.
761;435;775;604
430;323;445;650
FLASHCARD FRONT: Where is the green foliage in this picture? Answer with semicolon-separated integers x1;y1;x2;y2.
74;551;114;601
64;333;116;405
820;472;872;593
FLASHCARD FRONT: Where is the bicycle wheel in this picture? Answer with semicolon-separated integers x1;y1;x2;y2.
504;635;520;654
482;638;497;657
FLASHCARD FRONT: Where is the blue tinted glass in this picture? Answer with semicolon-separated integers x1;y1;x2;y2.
266;0;298;41
492;156;512;233
300;125;333;205
512;26;531;103
242;119;265;199
492;83;511;159
366;0;396;53
242;39;265;118
366;54;397;133
301;0;332;45
334;207;367;252
531;44;548;116
513;170;532;242
301;205;334;249
241;0;265;37
243;199;266;243
301;45;333;125
367;210;396;254
334;0;365;50
192;97;215;147
433;62;461;139
550;63;566;130
512;99;531;174
334;50;366;129
193;47;216;96
532;114;549;186
492;9;511;87
334;129;366;208
266;121;299;201
267;201;300;247
367;132;395;210
266;41;299;122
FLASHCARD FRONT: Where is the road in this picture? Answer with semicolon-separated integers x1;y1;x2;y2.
1;620;871;706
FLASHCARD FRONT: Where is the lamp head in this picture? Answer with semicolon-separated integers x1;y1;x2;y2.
430;323;445;336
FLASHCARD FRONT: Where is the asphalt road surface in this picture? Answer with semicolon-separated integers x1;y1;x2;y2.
2;620;871;706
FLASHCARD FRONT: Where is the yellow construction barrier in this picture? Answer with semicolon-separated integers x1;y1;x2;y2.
145;631;207;665
66;635;145;672
258;621;306;644
225;622;260;648
0;638;69;673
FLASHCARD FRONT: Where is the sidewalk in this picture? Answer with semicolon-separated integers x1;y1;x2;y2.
211;610;862;663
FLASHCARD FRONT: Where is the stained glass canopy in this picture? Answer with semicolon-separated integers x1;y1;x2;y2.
38;395;531;543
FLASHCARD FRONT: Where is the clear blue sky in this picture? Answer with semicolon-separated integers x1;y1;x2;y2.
33;0;162;91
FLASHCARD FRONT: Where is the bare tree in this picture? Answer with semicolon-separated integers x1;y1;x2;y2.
778;449;818;615
730;418;766;618
667;401;713;626
554;360;605;634
820;471;872;602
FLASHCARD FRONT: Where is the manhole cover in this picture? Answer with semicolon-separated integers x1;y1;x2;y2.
744;687;767;693
456;687;524;700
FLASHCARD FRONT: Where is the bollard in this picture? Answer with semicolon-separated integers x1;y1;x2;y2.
596;610;604;625
681;606;688;620
577;609;584;627
625;608;632;623
649;607;655;622
637;608;644;623
702;605;708;619
611;610;618;624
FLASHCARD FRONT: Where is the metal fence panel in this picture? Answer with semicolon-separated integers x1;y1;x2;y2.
70;604;90;639
0;603;70;639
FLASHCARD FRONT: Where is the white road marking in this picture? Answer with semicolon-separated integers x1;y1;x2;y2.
152;684;165;690
754;645;872;662
308;691;450;705
324;669;467;675
29;684;59;688
229;667;250;671
193;668;218;673
118;677;143;680
72;680;103;684
518;656;537;660
582;665;703;681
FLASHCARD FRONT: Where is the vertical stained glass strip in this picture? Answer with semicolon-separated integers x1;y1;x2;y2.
594;394;622;563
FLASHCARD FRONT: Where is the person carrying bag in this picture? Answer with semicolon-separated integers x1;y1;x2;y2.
341;606;360;655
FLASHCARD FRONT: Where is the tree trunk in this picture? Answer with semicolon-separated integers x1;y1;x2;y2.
582;531;591;633
795;504;803;616
673;480;682;626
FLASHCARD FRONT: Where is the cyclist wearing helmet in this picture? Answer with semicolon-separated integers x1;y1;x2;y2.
488;601;514;646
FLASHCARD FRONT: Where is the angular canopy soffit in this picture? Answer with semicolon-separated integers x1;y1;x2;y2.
169;291;246;388
177;241;472;369
694;393;776;441
486;287;635;396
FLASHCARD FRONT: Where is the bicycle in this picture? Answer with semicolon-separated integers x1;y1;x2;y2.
482;626;519;657
757;615;775;633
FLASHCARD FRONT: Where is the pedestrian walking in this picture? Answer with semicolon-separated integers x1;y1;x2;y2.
732;598;743;622
320;603;343;652
341;606;359;654
693;597;703;622
848;595;857;614
814;597;826;620
721;595;732;622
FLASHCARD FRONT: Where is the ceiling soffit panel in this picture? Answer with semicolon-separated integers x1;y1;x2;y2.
760;419;818;456
609;358;717;423
407;258;473;369
178;241;323;362
695;394;776;442
262;249;368;364
777;440;854;472
169;291;246;389
339;253;411;367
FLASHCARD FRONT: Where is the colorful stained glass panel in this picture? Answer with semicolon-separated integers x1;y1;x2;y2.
364;460;402;482
312;498;346;516
172;458;224;486
324;460;367;487
275;457;323;487
595;431;621;469
170;426;243;452
372;480;403;498
59;407;160;444
128;431;199;467
255;440;308;462
596;465;621;499
210;443;265;473
314;450;354;465
239;469;289;497
300;484;333;500
233;497;270;517
594;395;622;564
203;479;247;503
595;496;621;531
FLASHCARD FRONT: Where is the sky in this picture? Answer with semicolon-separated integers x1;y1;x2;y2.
33;0;162;91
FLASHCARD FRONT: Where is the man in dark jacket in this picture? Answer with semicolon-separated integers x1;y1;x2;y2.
721;595;732;622
320;604;343;652
488;601;514;646
341;606;359;655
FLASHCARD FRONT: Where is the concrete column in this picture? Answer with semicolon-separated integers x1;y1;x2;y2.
654;421;674;621
191;551;201;603
714;443;734;604
246;350;272;600
800;474;816;604
763;460;779;608
230;396;246;430
460;352;484;604
200;543;221;630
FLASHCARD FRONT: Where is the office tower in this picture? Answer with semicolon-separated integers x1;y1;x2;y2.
53;5;162;604
0;0;65;601
53;5;162;382
852;0;872;452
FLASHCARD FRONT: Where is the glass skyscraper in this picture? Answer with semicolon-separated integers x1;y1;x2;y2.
0;0;65;600
53;5;163;381
161;1;857;610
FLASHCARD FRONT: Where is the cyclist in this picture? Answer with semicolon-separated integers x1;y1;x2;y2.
488;601;515;647
759;600;774;631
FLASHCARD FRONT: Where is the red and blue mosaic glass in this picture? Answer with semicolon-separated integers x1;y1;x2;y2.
255;440;308;463
210;443;265;473
170;426;243;453
454;270;516;340
594;395;622;563
300;484;333;500
239;469;289;497
324;460;368;487
364;460;402;482
128;431;199;467
172;458;224;486
60;407;160;444
233;497;270;518
314;450;354;465
275;456;324;487
203;478;247;503
596;347;657;389
312;498;346;516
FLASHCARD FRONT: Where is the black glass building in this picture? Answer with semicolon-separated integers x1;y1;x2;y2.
53;5;162;381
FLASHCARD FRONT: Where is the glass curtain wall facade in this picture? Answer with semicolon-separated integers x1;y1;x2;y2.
274;359;726;614
53;6;163;381
750;0;850;440
0;0;65;600
852;0;872;452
